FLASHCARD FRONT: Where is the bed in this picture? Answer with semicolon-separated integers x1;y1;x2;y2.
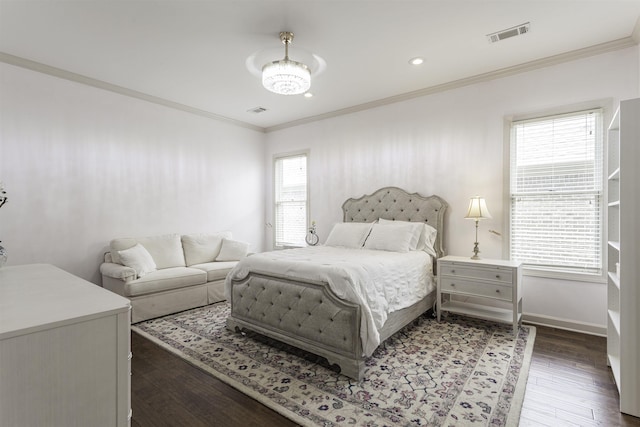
225;187;448;380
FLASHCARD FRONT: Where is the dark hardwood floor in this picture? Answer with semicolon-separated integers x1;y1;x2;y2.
131;325;640;427
521;325;640;427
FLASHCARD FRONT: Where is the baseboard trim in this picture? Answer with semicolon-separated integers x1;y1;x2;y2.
523;313;606;337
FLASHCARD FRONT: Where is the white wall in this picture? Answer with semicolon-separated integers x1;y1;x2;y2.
1;45;637;332
0;63;265;284
264;46;640;332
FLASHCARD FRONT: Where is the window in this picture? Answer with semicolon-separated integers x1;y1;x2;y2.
509;108;603;276
274;153;308;248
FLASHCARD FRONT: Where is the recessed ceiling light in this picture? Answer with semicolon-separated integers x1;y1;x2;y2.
304;92;313;98
409;57;424;65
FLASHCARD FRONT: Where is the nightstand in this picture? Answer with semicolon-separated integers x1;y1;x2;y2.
437;255;522;335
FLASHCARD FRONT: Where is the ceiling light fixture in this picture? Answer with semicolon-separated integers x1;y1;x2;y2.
409;57;424;65
262;32;311;95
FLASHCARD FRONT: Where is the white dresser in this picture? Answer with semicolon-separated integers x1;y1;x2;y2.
0;264;132;426
437;256;522;335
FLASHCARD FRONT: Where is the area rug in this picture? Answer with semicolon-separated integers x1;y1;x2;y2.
132;302;535;427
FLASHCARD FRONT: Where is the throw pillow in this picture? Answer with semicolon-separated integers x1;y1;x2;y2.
216;238;249;261
117;243;157;278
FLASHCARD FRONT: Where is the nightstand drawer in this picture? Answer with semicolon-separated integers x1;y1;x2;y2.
439;277;512;301
440;264;512;284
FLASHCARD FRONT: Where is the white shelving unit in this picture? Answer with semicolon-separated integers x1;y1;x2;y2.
607;98;640;418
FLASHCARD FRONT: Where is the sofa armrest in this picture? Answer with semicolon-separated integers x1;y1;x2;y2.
100;262;137;282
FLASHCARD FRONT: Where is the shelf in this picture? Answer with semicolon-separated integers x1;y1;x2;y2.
608;168;620;180
608;241;620;251
609;354;621;393
608;271;620;290
608;200;620;207
608;309;621;335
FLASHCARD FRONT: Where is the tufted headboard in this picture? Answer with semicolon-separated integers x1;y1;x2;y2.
342;187;449;260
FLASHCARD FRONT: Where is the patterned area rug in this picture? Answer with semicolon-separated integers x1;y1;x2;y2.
132;302;535;427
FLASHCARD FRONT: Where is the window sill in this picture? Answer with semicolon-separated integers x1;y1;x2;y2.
522;265;606;284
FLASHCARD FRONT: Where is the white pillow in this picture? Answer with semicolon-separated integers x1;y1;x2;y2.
363;223;416;252
324;222;373;248
377;218;423;250
378;218;438;257
215;238;249;261
117;243;157;278
182;232;232;266
421;223;438;257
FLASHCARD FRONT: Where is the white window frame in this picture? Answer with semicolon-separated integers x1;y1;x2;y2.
504;102;608;283
273;151;309;249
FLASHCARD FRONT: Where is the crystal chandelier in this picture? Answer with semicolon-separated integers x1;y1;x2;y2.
262;32;311;95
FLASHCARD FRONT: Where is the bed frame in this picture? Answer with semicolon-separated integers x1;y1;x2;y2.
226;187;448;380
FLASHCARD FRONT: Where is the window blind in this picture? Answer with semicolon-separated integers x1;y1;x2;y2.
274;154;308;248
510;109;603;274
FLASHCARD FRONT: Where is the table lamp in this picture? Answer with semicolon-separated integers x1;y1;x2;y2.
465;196;492;260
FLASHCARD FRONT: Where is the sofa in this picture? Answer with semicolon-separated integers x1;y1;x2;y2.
100;232;248;323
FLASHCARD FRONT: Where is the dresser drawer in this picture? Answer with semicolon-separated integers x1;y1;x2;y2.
439;277;512;301
439;263;512;284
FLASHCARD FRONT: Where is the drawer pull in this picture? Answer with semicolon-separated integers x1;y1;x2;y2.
496;289;500;293
496;275;500;279
450;283;455;287
451;270;455;274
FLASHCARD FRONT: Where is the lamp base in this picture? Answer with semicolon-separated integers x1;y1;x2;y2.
471;241;481;260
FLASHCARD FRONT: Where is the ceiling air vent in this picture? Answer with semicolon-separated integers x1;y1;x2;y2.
247;106;267;114
487;22;530;43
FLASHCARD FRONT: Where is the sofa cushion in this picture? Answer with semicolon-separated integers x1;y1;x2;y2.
117;243;157;278
124;267;206;297
181;232;232;266
190;261;238;282
215;238;249;261
110;234;185;269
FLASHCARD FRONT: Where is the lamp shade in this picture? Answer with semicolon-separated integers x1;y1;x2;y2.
465;196;492;220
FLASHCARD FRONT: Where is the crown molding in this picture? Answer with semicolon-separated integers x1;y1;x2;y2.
0;52;265;133
265;36;638;133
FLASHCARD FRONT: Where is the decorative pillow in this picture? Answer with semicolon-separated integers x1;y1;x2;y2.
182;232;232;266
324;222;373;248
215;238;249;261
117;243;157;278
363;223;416;253
378;218;438;256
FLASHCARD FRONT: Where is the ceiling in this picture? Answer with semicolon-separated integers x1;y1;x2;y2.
1;1;639;132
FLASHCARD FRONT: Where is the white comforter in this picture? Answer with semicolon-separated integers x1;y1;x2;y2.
224;246;435;356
